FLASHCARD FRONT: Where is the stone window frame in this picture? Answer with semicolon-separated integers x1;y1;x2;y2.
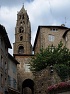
20;36;23;41
48;34;55;42
18;45;24;54
24;63;30;72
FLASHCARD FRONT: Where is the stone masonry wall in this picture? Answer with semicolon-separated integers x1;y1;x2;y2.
34;67;61;94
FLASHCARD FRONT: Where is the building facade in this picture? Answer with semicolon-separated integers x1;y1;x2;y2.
13;6;70;94
33;25;69;54
8;53;20;94
0;24;12;94
13;6;34;94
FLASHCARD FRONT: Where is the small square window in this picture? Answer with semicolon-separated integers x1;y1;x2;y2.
51;28;57;32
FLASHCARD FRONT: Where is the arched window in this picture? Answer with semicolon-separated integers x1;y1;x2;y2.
20;36;23;41
18;46;24;54
22;15;24;19
19;27;24;33
19;15;21;19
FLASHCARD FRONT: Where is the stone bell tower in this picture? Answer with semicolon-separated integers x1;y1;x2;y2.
13;5;34;94
13;5;32;55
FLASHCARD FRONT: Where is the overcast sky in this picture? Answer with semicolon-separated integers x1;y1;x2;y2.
0;0;70;55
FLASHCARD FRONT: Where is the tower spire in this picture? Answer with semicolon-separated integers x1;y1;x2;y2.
23;3;24;8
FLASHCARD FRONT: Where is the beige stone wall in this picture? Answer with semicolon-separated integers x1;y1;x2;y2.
13;42;31;54
13;6;32;55
34;27;68;54
65;31;70;50
15;55;34;92
13;6;33;94
41;28;65;47
34;68;61;94
34;31;41;54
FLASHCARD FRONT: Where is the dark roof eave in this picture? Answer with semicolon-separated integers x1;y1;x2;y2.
33;26;40;50
13;54;34;57
63;28;70;38
38;25;68;29
5;34;12;48
0;24;12;48
8;53;20;64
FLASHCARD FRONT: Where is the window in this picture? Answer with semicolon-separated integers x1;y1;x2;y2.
51;28;58;32
24;63;30;72
23;21;25;24
5;62;7;70
5;62;7;74
1;56;3;68
19;27;24;33
22;15;24;19
5;78;7;85
8;75;11;86
20;36;23;41
1;74;3;87
18;46;24;54
20;22;23;26
19;15;21;19
12;66;16;74
13;78;16;88
48;34;55;41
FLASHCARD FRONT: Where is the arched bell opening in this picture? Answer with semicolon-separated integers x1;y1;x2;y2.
18;46;24;54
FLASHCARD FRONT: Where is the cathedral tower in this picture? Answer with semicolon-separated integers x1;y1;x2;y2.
13;5;32;55
13;6;34;94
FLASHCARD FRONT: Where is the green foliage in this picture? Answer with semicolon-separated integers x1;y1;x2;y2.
54;64;70;81
30;41;70;80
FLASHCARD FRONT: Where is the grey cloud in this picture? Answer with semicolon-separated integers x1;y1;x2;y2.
0;0;30;7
